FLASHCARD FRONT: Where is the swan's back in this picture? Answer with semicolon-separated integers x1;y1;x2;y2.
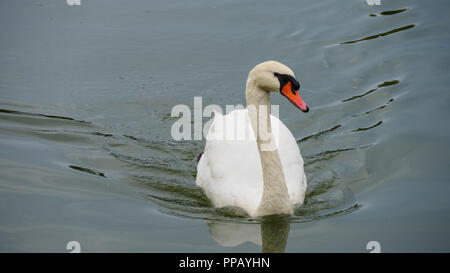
196;109;307;217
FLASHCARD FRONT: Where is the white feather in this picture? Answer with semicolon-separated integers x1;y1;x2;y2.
196;109;307;217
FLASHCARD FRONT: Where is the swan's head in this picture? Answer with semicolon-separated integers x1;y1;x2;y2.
248;60;309;112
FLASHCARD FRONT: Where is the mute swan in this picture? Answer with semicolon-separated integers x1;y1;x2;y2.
196;61;309;217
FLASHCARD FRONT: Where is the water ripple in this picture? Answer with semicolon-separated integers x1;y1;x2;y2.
69;165;106;178
353;98;394;117
341;24;415;44
297;124;342;143
0;108;90;124
342;80;399;102
350;120;383;132
380;9;408;16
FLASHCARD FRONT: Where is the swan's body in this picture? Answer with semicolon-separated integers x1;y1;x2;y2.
196;61;309;217
196;109;307;217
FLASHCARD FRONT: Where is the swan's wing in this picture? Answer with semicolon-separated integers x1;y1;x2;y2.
196;109;263;216
270;115;307;205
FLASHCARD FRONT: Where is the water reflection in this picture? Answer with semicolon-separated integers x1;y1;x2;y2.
205;186;358;252
208;215;290;253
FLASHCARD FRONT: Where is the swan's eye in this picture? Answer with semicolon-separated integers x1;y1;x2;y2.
274;72;300;92
291;79;300;91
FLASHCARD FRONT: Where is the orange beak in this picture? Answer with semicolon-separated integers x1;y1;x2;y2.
280;81;309;112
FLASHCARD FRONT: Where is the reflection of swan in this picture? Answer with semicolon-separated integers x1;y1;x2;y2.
208;222;262;247
196;61;309;217
208;216;291;253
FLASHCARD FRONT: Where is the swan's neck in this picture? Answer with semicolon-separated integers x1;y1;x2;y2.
246;80;293;216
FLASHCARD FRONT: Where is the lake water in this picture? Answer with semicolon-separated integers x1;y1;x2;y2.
1;0;449;252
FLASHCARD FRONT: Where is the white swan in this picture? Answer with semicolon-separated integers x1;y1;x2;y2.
196;61;309;217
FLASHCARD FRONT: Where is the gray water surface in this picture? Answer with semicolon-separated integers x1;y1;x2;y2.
1;0;450;252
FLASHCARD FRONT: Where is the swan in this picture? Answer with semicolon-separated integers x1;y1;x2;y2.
196;61;309;217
